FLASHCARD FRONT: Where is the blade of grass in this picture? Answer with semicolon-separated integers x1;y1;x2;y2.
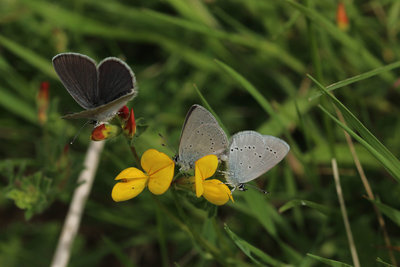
224;224;291;267
193;84;229;135
310;74;400;180
334;107;397;265
279;199;333;217
377;257;397;267
307;253;353;267
214;59;301;157
309;61;400;100
0;86;37;124
368;199;400;228
285;0;393;81
318;105;400;181
0;34;55;78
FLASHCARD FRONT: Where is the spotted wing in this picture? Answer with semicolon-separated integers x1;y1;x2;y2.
226;131;289;185
178;105;228;169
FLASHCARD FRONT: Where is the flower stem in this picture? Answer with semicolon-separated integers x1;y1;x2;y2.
128;140;141;167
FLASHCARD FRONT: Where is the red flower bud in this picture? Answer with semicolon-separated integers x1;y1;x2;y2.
336;2;349;31
91;123;121;141
123;108;136;139
37;81;50;125
118;105;130;121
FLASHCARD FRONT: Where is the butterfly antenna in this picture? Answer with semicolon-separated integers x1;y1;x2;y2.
70;120;91;145
158;133;177;155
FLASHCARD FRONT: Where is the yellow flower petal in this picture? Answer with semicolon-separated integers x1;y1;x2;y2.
195;155;218;197
141;149;175;195
112;168;148;202
114;167;147;181
202;179;233;205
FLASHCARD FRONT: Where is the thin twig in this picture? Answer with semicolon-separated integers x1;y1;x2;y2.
331;158;360;267
335;107;397;265
50;141;105;267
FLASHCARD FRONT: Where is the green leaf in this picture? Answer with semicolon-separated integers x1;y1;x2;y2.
285;0;391;81
318;105;400;182
309;61;400;100
310;75;400;182
0;86;37;124
0;35;55;78
376;257;396;267
279;199;333;216
307;253;353;267
224;224;291;267
368;199;400;228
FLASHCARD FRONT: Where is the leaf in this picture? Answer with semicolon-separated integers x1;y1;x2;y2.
309;61;400;100
279;199;333;216
376;257;396;267
224;224;291;267
310;75;400;182
0;35;55;78
307;253;353;267
368;199;400;228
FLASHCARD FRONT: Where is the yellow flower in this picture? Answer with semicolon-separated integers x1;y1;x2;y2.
112;149;175;202
194;155;233;205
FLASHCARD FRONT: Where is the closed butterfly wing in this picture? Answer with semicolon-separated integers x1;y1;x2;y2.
178;105;228;170
226;131;289;186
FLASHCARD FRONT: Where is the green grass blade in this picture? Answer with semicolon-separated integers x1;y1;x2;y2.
377;257;396;267
307;253;353;267
318;105;400;181
193;84;229;135
285;0;391;81
368;199;400;228
0;35;55;78
310;75;400;180
279;199;333;216
224;224;291;267
309;61;400;100
0;86;37;124
215;59;275;116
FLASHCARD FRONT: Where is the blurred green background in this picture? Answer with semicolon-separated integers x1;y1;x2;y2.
1;0;400;266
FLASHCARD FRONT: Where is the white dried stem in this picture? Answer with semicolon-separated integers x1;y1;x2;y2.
332;158;360;267
50;141;105;267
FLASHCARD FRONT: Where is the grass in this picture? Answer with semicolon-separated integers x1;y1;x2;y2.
1;0;400;266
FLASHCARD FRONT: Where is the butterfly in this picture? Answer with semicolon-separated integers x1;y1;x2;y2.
52;52;137;124
225;131;290;191
176;104;228;171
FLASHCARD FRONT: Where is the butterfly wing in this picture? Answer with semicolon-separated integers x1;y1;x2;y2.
61;90;135;121
226;131;289;185
97;57;137;105
178;105;228;170
52;53;98;109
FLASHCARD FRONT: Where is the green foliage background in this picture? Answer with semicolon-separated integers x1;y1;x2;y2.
1;0;400;266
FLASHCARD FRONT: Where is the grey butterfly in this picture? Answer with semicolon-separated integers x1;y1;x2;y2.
225;131;290;191
176;104;228;171
52;52;137;124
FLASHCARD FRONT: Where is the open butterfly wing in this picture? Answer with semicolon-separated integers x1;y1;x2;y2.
52;53;98;109
97;57;137;106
